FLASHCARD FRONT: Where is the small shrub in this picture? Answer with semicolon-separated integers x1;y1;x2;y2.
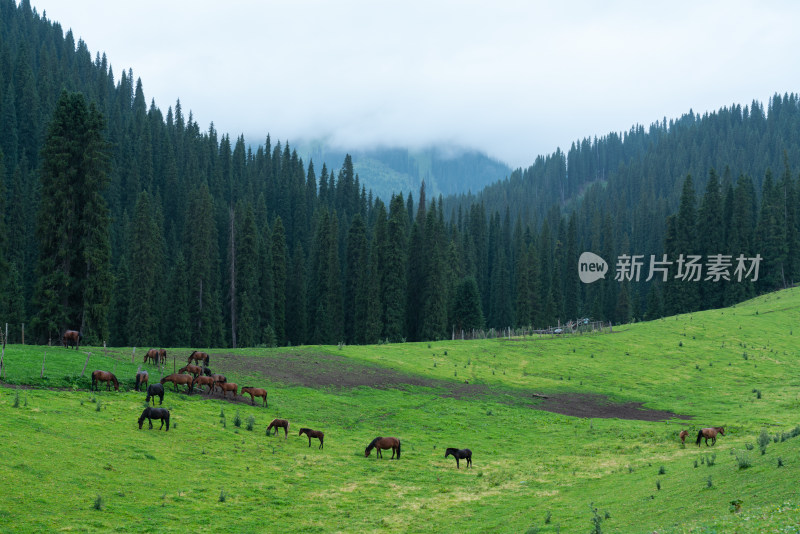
693;460;698;468
706;476;713;488
444;350;448;355
758;429;770;454
246;416;255;431
93;495;103;511
745;443;754;451
219;407;225;418
219;489;226;502
95;400;102;412
233;413;242;428
544;511;552;524
590;504;603;534
658;465;666;475
756;390;762;399
707;453;716;466
679;341;683;347
736;452;752;469
656;479;661;490
777;457;784;467
13;391;20;408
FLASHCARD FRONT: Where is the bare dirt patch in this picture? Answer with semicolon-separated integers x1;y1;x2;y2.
211;351;690;422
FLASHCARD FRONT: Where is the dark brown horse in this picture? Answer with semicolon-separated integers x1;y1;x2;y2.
178;364;204;377
241;386;268;407
445;448;472;468
160;373;194;393
91;370;119;391
187;351;210;366
62;330;82;350
217;382;238;399
209;373;227;384
158;348;167;364
696;427;725;446
299;428;324;449
146;383;165;406
143;349;160;365
138;407;170;431
365;437;401;459
134;370;149;391
192;375;216;394
267;419;290;439
679;430;689;444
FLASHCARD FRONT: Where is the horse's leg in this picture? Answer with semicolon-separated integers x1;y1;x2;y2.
283;426;288;440
148;418;153;430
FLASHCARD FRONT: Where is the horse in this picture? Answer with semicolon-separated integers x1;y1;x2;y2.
192;375;216;394
679;430;689;444
143;349;160;365
145;383;165;406
696;427;725;446
445;448;472;468
62;330;82;350
134;370;149;391
299;428;324;449
91;370;119;391
158;349;167;364
138;407;170;431
241;387;268;407
178;364;204;377
187;351;210;366
266;419;289;439
217;382;238;399
210;373;227;384
364;437;401;459
160;373;194;393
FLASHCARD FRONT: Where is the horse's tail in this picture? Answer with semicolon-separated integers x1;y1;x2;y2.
696;430;703;445
112;375;119;391
165;411;170;431
396;440;401;459
135;374;141;390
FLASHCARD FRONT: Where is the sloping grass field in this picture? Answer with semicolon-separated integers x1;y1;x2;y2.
2;289;800;532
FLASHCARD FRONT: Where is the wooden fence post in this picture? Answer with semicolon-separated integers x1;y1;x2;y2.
131;347;136;364
41;350;47;378
81;352;91;377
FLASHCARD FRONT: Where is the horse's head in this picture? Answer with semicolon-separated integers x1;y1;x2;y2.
718;427;725;435
138;409;148;429
364;447;371;457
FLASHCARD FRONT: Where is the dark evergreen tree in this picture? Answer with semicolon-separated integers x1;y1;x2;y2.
272;217;287;345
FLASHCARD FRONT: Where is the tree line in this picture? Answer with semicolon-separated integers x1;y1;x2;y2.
1;1;799;348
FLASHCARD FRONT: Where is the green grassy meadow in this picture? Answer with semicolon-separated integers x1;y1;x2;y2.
2;289;800;532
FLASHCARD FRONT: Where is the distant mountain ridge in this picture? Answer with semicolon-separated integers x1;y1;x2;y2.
288;141;512;200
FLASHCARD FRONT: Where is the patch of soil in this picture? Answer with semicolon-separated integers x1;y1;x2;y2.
211;351;691;422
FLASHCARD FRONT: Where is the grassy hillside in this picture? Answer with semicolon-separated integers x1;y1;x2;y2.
1;289;800;532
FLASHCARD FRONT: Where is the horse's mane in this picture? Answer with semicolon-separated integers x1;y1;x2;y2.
367;437;383;450
111;374;119;386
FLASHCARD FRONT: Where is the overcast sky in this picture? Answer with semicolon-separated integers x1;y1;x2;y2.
31;1;800;168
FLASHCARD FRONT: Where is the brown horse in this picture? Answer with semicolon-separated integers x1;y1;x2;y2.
209;373;227;384
134;370;149;391
192;375;216;394
218;382;238;399
178;364;204;377
143;349;160;365
365;437;401;459
187;351;210;366
158;349;167;364
696;427;725;446
299;428;324;449
679;430;689;444
91;370;119;391
267;419;289;438
62;330;82;350
161;373;194;393
241;387;268;407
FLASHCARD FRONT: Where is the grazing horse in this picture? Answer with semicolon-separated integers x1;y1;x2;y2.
267;419;290;439
138;407;170;431
134;370;149;391
145;383;165;406
299;428;324;449
365;437;401;459
160;373;194;393
178;364;204;377
62;330;82;350
679;430;689;444
158;349;167;365
210;373;227;385
696;427;725;446
192;375;216;394
445;448;472;468
187;351;210;366
218;382;238;399
143;349;160;365
91;370;119;391
241;387;268;407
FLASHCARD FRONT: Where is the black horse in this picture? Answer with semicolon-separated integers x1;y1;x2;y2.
445;448;472;468
145;383;165;406
138;407;170;431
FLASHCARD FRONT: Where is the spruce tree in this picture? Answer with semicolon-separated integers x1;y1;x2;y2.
272;217;287;345
383;195;408;342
